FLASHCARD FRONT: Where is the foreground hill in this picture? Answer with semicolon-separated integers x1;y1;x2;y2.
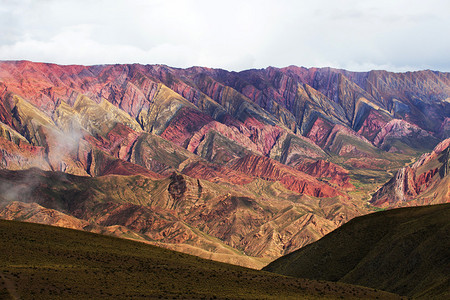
263;203;450;299
0;220;402;299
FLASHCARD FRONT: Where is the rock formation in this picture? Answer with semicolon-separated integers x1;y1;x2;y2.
0;60;448;267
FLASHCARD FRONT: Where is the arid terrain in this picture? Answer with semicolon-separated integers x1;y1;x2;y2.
0;60;448;269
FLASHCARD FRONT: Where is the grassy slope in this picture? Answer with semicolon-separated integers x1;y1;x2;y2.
0;220;403;300
263;203;450;299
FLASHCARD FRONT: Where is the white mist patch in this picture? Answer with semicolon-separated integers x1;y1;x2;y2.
45;113;87;173
0;169;43;205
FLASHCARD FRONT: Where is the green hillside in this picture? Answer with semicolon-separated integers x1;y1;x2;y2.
264;203;450;299
0;220;402;299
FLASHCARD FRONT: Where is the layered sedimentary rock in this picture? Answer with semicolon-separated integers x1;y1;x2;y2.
296;159;354;189
0;60;448;267
373;119;440;153
229;154;343;198
371;138;450;207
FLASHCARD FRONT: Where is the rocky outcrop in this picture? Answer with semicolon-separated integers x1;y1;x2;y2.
129;132;198;174
371;167;418;206
371;138;450;207
323;124;375;156
269;132;325;166
0;136;50;171
86;123;140;160
411;138;450;169
167;172;188;209
99;159;163;178
306;120;381;159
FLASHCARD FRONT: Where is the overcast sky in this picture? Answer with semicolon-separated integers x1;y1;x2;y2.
1;0;449;72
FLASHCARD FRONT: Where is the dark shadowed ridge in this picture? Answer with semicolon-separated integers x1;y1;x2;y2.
263;203;450;299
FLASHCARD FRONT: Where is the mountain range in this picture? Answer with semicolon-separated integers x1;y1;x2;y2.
0;60;449;268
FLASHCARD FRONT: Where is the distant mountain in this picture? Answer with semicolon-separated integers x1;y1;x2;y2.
263;203;450;299
0;60;449;267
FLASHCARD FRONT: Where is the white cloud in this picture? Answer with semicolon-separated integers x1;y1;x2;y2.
0;0;449;71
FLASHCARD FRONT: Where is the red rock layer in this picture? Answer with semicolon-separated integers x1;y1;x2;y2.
229;155;342;198
186;121;261;155
160;107;213;148
87;123;141;160
324;124;372;156
373;119;428;147
243;117;284;155
411;138;450;169
296;159;354;189
182;161;254;185
0;136;50;170
357;110;390;141
305;117;334;147
99;159;162;179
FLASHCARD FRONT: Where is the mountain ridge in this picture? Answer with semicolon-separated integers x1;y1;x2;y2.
0;60;448;268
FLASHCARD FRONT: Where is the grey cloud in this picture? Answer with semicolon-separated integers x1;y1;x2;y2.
0;0;449;72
